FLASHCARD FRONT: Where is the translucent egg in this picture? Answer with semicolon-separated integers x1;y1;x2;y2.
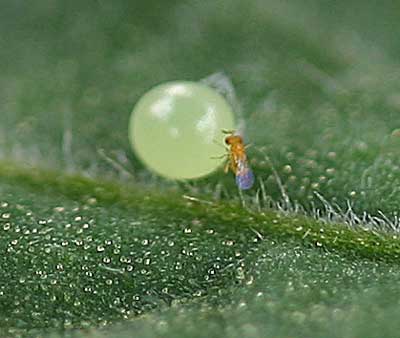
129;81;235;179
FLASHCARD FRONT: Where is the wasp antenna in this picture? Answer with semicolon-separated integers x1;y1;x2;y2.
213;138;226;149
221;129;236;134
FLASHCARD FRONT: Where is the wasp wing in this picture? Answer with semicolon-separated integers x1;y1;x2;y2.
235;159;254;190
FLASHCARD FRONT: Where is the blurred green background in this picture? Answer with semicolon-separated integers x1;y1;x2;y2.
2;1;400;337
3;0;400;214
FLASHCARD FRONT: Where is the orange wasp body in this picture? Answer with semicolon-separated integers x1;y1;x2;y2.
223;130;254;190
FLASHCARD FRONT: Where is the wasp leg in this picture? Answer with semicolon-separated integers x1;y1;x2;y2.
211;154;228;160
224;160;231;173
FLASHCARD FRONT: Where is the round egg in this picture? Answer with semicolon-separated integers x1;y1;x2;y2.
129;81;235;179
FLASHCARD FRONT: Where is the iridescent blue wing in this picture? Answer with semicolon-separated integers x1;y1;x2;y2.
235;160;254;190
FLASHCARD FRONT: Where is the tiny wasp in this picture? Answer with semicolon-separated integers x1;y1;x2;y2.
222;130;254;190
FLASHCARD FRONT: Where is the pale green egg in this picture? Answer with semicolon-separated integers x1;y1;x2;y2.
129;81;235;179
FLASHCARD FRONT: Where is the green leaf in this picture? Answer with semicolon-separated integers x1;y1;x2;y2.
1;163;400;337
2;1;400;337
